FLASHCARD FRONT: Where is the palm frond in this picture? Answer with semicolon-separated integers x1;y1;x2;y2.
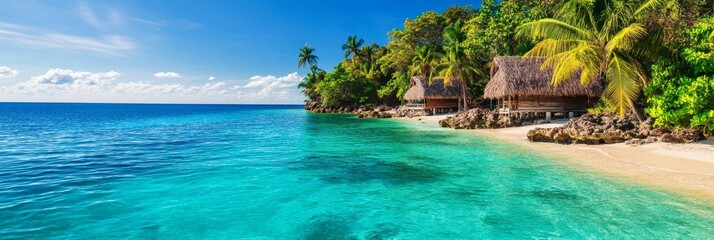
634;0;666;16
517;19;593;42
541;42;600;86
523;39;584;57
605;23;647;54
430;63;450;84
557;0;597;31
604;54;641;116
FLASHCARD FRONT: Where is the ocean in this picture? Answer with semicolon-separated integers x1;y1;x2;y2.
0;103;712;239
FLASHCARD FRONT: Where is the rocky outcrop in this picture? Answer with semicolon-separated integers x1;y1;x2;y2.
653;127;707;143
304;101;394;118
304;101;358;114
438;108;544;129
527;113;705;144
356;110;394;118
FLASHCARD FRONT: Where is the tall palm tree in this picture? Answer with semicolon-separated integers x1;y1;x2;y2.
433;20;481;111
517;0;665;118
297;44;319;69
410;45;438;77
297;44;320;101
341;35;364;62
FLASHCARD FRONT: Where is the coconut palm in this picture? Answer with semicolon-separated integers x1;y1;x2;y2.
360;43;379;64
358;43;379;72
298;68;325;101
410;45;438;77
432;20;481;111
517;0;665;118
341;35;364;62
297;44;318;69
297;44;321;101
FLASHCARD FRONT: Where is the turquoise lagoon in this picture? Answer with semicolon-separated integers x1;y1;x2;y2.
0;103;712;239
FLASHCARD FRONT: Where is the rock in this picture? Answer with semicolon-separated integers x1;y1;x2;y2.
658;133;675;143
626;136;658;146
356;110;394;118
660;127;705;143
527;127;557;143
526;112;705;145
527;112;641;144
438;108;531;129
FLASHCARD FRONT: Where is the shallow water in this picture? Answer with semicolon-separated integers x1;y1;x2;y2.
0;103;712;239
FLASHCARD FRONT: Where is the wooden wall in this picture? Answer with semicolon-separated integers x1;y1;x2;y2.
500;96;589;112
426;98;459;109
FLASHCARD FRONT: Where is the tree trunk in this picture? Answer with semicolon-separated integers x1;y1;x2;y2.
630;101;646;122
462;83;469;111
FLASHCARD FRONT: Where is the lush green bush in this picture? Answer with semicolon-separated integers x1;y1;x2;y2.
377;72;410;101
645;18;714;133
315;65;377;107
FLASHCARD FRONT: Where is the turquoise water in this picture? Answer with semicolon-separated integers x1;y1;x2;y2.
1;103;713;239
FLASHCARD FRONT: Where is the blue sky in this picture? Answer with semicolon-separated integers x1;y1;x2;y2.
0;0;478;103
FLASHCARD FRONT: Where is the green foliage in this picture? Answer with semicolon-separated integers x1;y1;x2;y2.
587;97;618;114
433;20;481;110
517;0;667;117
315;64;377;107
378;72;410;100
681;19;714;75
297;44;318;69
298;0;712;126
297;44;322;102
341;35;364;61
646;19;714;133
462;0;551;95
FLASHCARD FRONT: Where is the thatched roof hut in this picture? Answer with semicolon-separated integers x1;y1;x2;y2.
403;76;465;101
483;56;603;99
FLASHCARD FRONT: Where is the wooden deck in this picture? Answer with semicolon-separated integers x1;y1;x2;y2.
405;103;425;110
497;96;594;120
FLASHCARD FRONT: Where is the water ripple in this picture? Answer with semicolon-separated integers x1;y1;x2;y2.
0;104;712;239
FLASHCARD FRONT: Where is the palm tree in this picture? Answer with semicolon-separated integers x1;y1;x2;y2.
360;43;378;63
297;44;318;69
517;0;665;119
410;45;438;77
359;43;379;72
298;68;325;101
297;44;320;101
341;35;364;62
433;20;481;111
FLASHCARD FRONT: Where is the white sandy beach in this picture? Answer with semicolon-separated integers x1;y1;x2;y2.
397;114;714;202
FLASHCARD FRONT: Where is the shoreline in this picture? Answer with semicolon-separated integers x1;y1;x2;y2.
394;114;714;203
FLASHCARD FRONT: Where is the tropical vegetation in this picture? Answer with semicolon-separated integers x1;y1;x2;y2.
645;18;714;133
298;0;713;130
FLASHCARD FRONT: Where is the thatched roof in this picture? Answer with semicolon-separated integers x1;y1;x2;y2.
403;76;465;101
483;56;604;99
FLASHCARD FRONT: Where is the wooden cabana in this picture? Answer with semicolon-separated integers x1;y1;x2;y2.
483;56;604;120
403;76;467;115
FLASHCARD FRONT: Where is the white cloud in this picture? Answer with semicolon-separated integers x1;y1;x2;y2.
1;70;304;103
7;69;119;96
0;21;135;56
208;76;216;81
79;3;126;30
243;72;301;89
153;72;181;78
0;66;18;78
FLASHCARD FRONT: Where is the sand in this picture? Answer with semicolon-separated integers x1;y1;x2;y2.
395;114;714;203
